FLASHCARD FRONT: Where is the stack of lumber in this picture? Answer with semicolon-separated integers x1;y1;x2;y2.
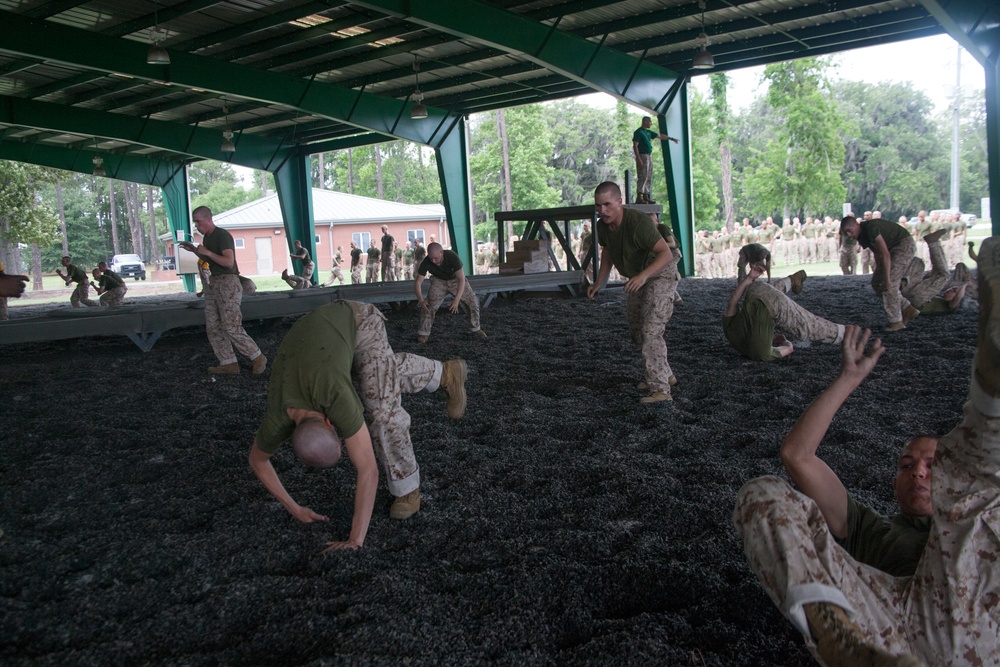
499;239;550;275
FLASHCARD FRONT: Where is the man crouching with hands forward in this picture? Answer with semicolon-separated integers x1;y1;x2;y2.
248;300;468;552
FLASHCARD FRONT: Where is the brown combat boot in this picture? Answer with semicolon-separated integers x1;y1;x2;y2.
789;269;807;295
804;603;923;667
251;354;267;375
440;359;468;419
639;391;672;404
208;362;239;374
389;489;420;520
901;305;920;326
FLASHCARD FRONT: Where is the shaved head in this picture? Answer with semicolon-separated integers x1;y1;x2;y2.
292;418;342;469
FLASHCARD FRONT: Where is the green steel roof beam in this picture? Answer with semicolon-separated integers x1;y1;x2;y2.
350;0;680;113
0;95;292;171
0;9;461;150
918;0;1000;67
0;139;187;188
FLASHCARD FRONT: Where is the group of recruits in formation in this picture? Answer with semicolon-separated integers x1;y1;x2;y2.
1;186;994;664
695;209;972;281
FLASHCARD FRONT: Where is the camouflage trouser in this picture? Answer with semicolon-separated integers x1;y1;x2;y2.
301;261;314;282
204;274;261;365
351;266;362;284
283;273;310;289
0;296;7;321
626;267;678;394
839;246;857;275
635;153;652;196
871;236;915;324
99;285;127;307
240;277;257;295
903;240;950;309
748;281;842;343
695;253;710;278
860;247;874;274
322;267;344;286
381;258;393;282
733;379;1000;665
403;264;414;281
418;277;481;337
366;264;378;283
350;301;440;497
70;281;97;307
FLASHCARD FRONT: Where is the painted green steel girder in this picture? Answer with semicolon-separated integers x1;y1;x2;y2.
0;9;460;150
0;95;291;170
161;170;196;293
435;117;473;268
274;157;318;285
352;0;680;113
0;139;187;187
658;85;694;277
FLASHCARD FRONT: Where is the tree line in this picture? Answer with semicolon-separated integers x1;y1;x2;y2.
0;57;987;283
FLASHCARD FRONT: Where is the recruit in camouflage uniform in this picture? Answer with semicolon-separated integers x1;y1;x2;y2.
733;242;1000;665
56;256;97;308
92;266;127;307
179;206;265;374
323;247;346;287
414;244;486;343
590;182;678;404
843;215;918;330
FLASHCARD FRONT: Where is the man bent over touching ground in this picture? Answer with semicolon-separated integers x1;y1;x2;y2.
248;301;469;552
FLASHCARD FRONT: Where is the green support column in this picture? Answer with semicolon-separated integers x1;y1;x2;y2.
659;82;694;277
274;156;317;283
987;54;1000;234
161;168;195;293
434;117;473;267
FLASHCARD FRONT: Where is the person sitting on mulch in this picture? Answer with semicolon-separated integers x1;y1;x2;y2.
723;264;845;361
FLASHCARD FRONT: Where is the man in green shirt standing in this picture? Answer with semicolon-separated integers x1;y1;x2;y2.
631;116;678;205
589;181;678;403
366;243;380;284
56;256;97;308
178;206;265;375
414;242;487;343
401;241;415;280
841;214;919;331
248;300;469;551
735;238;1000;666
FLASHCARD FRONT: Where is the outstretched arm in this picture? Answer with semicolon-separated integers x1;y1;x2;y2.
587;245;613;299
725;264;763;317
450;269;466;313
414;273;428;311
323;425;378;552
249;440;329;524
779;326;885;539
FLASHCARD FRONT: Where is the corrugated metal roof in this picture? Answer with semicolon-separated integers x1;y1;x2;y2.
214;189;446;228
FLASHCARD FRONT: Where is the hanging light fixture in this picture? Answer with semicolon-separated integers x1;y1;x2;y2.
692;0;715;70
220;102;236;153
92;156;106;177
410;57;428;120
146;3;169;65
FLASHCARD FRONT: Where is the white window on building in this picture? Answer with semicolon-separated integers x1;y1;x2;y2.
353;231;372;252
235;238;245;249
408;229;425;245
314;234;321;245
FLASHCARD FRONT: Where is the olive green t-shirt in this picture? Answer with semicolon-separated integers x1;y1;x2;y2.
66;264;87;284
597;208;666;278
722;297;781;361
836;495;930;577
99;271;125;290
254;302;364;454
741;243;770;266
202;227;239;276
916;296;951;314
417;249;463;280
858;219;911;251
